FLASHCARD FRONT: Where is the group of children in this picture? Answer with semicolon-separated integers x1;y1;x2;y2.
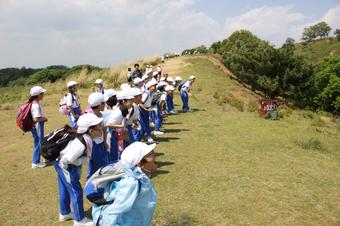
27;63;196;226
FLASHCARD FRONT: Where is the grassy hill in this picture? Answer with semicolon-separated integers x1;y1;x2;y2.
295;37;340;63
0;56;339;225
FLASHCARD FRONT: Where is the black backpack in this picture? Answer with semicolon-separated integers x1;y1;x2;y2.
151;92;163;107
40;125;86;161
177;80;187;91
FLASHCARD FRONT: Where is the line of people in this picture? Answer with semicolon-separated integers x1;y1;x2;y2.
26;64;196;226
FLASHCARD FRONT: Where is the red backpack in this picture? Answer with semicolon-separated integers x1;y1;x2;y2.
16;101;36;132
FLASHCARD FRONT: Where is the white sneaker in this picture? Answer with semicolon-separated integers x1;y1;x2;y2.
59;212;74;221
74;217;93;226
169;110;176;114
159;128;165;132
153;131;164;135
31;163;46;169
147;138;155;144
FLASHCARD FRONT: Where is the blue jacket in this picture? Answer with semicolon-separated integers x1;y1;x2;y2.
92;166;157;226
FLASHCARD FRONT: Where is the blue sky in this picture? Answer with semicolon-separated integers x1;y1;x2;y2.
194;0;339;22
0;0;339;68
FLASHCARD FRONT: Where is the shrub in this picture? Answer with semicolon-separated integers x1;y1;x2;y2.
311;117;326;127
277;105;293;118
219;95;244;111
213;91;219;99
247;101;258;112
303;110;314;119
294;138;325;151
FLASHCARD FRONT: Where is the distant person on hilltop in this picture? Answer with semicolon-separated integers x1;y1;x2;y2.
132;63;143;79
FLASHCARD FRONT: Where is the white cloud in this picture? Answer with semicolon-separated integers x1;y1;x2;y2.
0;0;222;68
224;5;307;46
321;4;340;31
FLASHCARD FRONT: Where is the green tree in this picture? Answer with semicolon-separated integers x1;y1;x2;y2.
218;30;315;105
314;21;331;38
209;41;222;54
302;21;331;41
314;56;340;114
334;29;340;41
302;27;317;41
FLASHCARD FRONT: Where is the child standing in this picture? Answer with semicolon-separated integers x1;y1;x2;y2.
139;80;157;144
94;79;105;94
165;84;175;114
30;86;48;169
55;113;102;226
66;81;82;128
180;76;195;112
106;91;134;163
86;93;109;179
126;88;142;143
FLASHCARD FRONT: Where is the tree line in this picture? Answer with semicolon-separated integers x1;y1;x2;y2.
0;65;101;87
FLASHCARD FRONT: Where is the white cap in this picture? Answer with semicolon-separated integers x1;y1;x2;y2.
175;76;182;81
142;74;148;81
133;77;143;85
189;75;196;80
95;79;103;84
167;77;174;82
116;91;124;100
165;85;175;91
120;142;156;168
157;81;167;88
120;83;131;90
121;89;134;100
30;86;46;96
160;77;166;81
67;81;78;88
77;113;103;134
88;92;105;107
104;89;116;102
146;79;157;89
132;87;143;96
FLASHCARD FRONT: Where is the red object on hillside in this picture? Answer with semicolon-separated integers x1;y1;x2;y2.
259;99;277;115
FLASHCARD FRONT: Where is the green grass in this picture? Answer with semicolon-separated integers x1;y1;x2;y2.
0;56;339;225
295;37;340;63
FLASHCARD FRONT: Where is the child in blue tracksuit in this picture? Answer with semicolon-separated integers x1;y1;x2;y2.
106;90;134;163
151;82;167;135
165;84;175;114
126;88;142;143
86;93;109;179
29;86;48;169
66;81;82;128
180;76;195;112
139;80;157;144
92;142;157;226
55;113;103;226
